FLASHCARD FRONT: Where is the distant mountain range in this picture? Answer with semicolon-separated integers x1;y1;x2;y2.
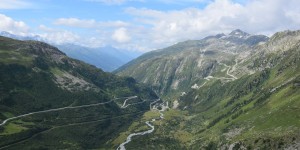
57;44;141;72
0;31;141;72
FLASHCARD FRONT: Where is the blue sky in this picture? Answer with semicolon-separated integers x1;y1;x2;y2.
0;0;300;52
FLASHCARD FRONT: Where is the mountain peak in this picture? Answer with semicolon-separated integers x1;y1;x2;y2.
229;29;250;36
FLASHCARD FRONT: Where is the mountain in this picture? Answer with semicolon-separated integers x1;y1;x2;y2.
115;29;269;97
175;30;300;149
113;30;300;149
0;36;157;149
0;31;141;72
1;29;299;149
57;44;141;72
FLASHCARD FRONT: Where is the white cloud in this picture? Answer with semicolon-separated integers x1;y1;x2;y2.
122;0;300;51
156;0;210;4
2;0;300;53
86;0;125;5
85;0;144;5
0;0;33;9
54;18;129;28
112;27;131;43
85;0;207;5
54;18;97;28
38;25;80;44
0;15;107;49
38;25;106;47
0;14;29;35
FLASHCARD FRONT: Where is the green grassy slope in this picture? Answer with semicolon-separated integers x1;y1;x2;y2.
0;36;157;149
113;30;300;149
178;31;300;149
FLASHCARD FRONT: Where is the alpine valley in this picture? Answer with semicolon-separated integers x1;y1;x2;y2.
115;29;300;149
0;29;300;150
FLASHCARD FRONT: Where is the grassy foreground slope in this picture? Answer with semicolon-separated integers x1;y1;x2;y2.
0;36;157;149
178;30;300;149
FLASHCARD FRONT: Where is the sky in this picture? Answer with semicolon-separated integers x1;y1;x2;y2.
0;0;300;52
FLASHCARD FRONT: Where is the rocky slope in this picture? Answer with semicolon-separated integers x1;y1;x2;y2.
115;29;269;98
0;36;157;149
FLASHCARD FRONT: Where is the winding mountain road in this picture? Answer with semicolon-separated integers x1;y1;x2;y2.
0;96;136;127
117;100;167;150
226;60;238;80
117;61;239;150
121;96;138;108
192;61;239;91
117;120;155;150
149;99;161;110
214;61;238;80
0;96;162;150
0;111;145;150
